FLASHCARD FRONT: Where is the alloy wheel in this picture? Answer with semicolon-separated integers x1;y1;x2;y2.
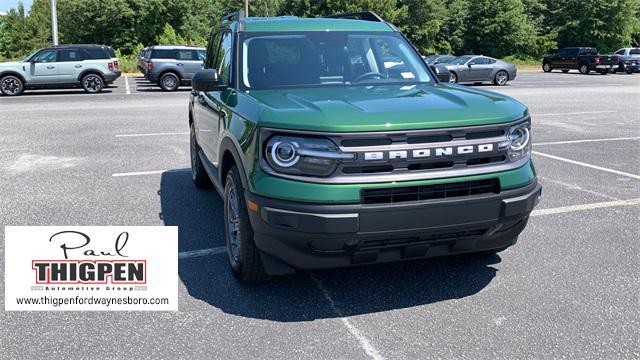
83;75;102;92
496;71;508;85
1;77;22;95
226;185;241;262
162;75;178;90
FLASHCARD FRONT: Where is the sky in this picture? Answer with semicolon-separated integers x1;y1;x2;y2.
0;0;33;13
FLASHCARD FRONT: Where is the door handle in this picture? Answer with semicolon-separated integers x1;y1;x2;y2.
177;63;184;66
46;65;55;69
75;65;82;68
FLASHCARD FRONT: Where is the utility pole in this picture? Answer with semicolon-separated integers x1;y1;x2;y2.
50;0;59;45
244;0;249;17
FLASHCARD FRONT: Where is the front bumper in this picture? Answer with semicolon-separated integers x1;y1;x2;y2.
620;63;640;72
246;180;541;272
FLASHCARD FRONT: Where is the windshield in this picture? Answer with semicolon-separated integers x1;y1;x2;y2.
241;32;432;90
450;55;474;65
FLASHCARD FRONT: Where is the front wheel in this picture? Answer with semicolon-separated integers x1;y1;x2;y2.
159;72;179;91
599;69;608;75
579;64;590;74
0;75;25;96
542;63;552;72
493;70;509;86
224;166;269;283
81;73;104;93
448;72;458;83
626;69;633;74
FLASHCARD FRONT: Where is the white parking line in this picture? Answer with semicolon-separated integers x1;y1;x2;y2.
534;137;640;146
179;247;226;259
111;169;189;177
533;151;640;180
125;76;131;95
115;132;189;138
539;176;619;201
534;110;616;117
532;198;640;216
311;274;384;360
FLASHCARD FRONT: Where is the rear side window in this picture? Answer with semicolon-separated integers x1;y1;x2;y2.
567;48;580;56
60;49;85;62
578;49;596;56
630;49;640;55
151;49;177;59
105;46;116;58
176;50;197;61
83;48;109;59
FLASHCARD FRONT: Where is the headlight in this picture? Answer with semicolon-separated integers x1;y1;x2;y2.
264;135;353;177
506;122;531;161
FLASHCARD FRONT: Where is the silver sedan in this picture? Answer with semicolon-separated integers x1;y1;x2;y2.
446;55;517;86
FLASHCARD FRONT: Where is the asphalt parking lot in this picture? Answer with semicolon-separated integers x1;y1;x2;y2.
1;72;639;359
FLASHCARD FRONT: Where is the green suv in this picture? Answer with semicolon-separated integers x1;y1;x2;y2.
189;12;541;282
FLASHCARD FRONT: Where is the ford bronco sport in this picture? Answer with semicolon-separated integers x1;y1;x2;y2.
143;45;206;91
0;44;121;96
189;11;541;283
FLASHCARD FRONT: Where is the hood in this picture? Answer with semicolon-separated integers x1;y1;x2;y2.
248;84;528;132
0;61;24;68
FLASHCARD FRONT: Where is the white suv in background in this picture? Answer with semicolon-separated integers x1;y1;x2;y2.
0;44;121;96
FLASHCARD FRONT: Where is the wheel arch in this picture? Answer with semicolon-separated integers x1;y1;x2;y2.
158;69;181;82
77;70;105;82
219;136;249;190
0;71;27;85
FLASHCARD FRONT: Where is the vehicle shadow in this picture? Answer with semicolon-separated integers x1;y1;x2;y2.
134;76;192;92
161;169;500;322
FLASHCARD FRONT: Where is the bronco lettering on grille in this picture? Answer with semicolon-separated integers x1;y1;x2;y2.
363;143;495;161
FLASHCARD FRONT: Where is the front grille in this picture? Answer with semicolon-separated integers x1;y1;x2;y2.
360;229;487;249
361;178;500;205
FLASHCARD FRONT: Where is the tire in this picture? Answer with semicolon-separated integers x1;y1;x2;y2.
159;72;179;91
626;69;633;74
493;70;509;86
224;166;269;283
81;73;104;93
561;69;569;73
0;75;24;96
599;69;608;75
190;122;211;188
542;63;552;72
579;64;590;74
448;72;458;83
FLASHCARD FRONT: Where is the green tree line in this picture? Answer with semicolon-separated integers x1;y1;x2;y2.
1;0;639;63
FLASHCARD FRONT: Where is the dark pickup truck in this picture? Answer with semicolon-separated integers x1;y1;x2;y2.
542;47;618;75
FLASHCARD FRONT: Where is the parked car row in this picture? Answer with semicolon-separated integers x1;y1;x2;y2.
542;47;639;74
0;44;120;96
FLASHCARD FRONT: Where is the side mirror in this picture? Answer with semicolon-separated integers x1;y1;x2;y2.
192;69;227;92
430;64;451;82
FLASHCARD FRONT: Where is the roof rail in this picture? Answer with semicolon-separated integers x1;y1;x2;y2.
325;11;385;22
221;10;246;31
